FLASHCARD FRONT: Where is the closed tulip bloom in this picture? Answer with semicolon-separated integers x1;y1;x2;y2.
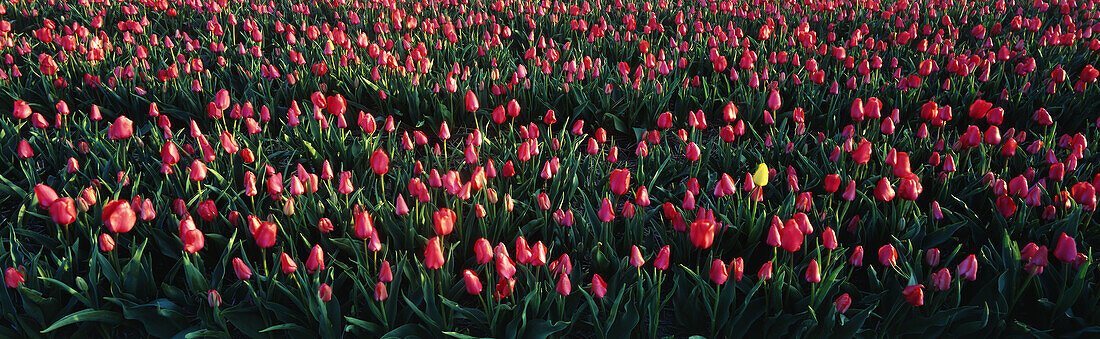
609;169;631;195
556;273;572;296
425;237;445;269
824;174;841;193
181;224;205;253
371;148;390;175
254;221;277;248
374;282;388;301
530;241;548;266
306;245;325;273
197;200;218;222
50;197;77;225
17;139;34;158
459;269;483;295
995;195;1016;217
926;248;941;267
108;115;134;140
598;198;615;222
190;160;207;182
654;245;670;270
835;294;852;313
690;219;716;249
465;90;479;112
433;208;457;236
931;269;952;291
758;261;773;281
710;259;728;284
850;246;864;266
232;258;252;280
591;274;608;298
35;184;58;209
630;245;645;268
1054;233;1078;263
317;218;334;234
902;284;924;306
318;283;332;302
99;233;115;252
779;220;804;252
475;238;493;264
767;89;782;110
4;268;23;288
958;254;978;281
805;259;822;283
102;200;136;233
879;244;898;266
496;251;517;280
822;227;838;250
766;218;783;248
354;211;374;240
279;253;297;274
874;178;895;201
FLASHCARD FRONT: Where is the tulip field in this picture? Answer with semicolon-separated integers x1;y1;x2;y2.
4;0;1100;336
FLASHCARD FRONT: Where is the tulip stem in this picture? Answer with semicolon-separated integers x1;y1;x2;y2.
261;248;268;277
712;283;721;335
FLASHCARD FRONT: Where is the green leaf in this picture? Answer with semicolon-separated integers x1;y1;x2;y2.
41;309;122;333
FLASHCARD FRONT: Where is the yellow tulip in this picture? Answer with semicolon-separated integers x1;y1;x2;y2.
752;163;770;187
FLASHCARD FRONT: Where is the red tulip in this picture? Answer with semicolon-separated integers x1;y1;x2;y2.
690;218;716;249
4;268;23;288
879;244;897;266
280;252;297;274
379;261;393;282
931;268;951;291
98;233;115;252
197;200;218;222
433;208;457;236
709;259;728;284
371;148;390;175
556;273;572;296
464;90;479;112
354;210;374;240
806;259;821;283
253;219;277;249
102;200;136;233
654;245;670;270
425;236;445;269
835;294;852;313
475;238;493;264
779;220;803;252
34;184;58;209
108;115;134;140
630;245;645;268
767;89;782;111
995;195;1017;217
824;174;841;193
464;269;482;294
758;261;773;281
232;258;252;280
874;178;895;202
374;282;388;301
851;140;872;164
317;218;334;234
306;245;325;273
591;274;608;298
902;284;925;306
1070;182;1096;211
50;197;77;225
1054;233;1078;263
598;197;615;222
180;217;205;253
319;283;332;302
609;169;631;195
17;139;34;158
190;160;207;182
958;254;977;281
822;227;838;250
926;248;941;267
850;246;864;266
